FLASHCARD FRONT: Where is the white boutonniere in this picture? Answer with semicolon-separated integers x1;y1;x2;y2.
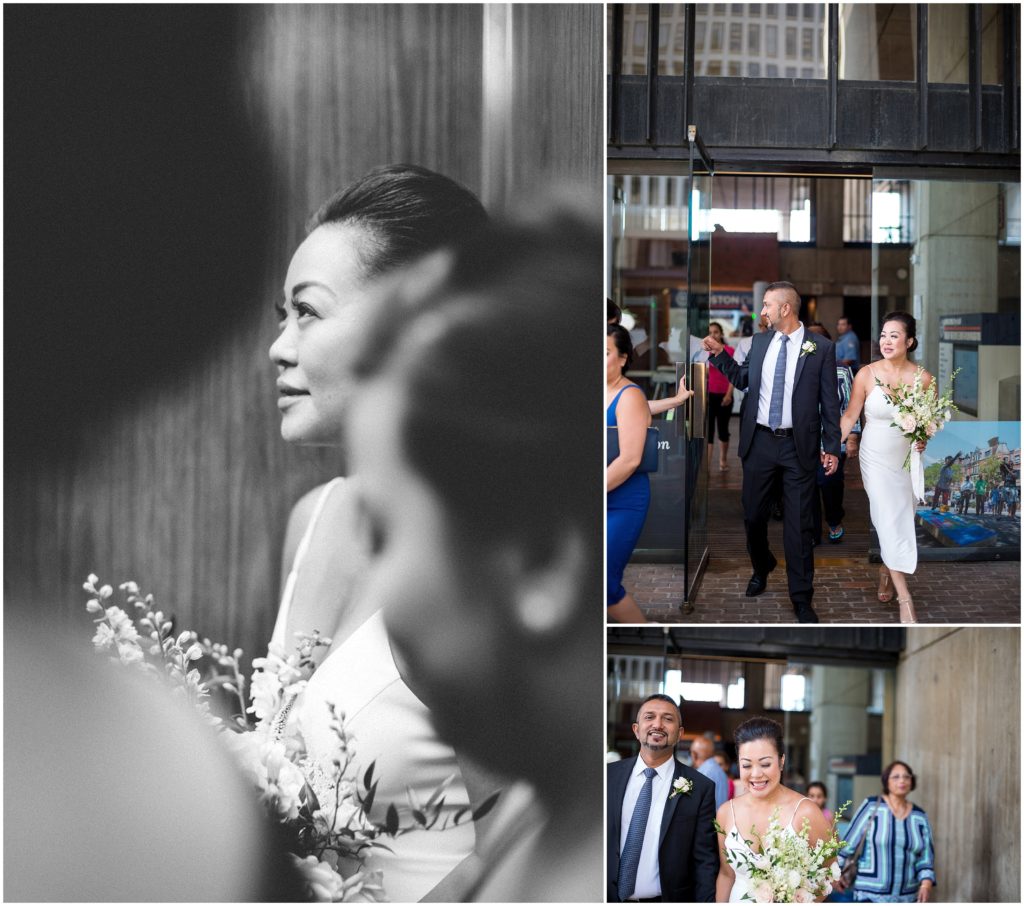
800;340;817;358
669;777;693;799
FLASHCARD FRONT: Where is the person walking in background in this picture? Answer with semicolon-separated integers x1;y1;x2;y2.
807;322;858;544
836;316;861;372
714;752;737;800
607;324;653;624
689;736;730;811
807;780;833;822
835;761;935;903
607;695;719;902
707;322;735;472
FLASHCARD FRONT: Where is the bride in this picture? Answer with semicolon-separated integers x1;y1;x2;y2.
841;312;931;623
716;718;832;903
267;164;492;901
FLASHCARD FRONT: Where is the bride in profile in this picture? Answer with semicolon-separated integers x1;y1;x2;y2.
267;164;492;901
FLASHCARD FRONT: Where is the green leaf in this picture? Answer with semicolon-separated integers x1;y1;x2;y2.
363;762;375;790
412;809;427;826
385;804;399;836
472;791;501;822
362;780;379;816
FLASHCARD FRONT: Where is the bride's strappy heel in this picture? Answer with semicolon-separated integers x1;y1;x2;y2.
898;595;918;624
877;567;894;603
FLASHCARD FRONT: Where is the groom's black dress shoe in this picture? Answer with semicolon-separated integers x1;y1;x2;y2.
745;573;769;597
793;603;820;623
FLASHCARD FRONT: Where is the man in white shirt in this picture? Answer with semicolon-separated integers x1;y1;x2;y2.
607;695;719;902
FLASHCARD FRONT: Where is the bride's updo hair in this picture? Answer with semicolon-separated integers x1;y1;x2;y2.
734;716;786;757
307;164;487;277
881;310;918;353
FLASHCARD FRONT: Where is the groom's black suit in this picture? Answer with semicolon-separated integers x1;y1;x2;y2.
607;758;719;902
710;330;841;609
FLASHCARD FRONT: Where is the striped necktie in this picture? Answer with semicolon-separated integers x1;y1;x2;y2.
768;334;789;430
618;767;658;900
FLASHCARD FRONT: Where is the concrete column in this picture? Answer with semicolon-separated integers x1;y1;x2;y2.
910;181;999;380
809;666;871;793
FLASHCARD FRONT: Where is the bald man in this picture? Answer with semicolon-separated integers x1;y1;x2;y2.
689;736;730;810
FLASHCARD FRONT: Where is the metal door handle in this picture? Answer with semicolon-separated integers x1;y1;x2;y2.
689;362;708;440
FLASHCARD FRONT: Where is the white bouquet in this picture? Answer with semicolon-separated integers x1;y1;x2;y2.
84;575;478;901
716;805;848;903
876;366;960;501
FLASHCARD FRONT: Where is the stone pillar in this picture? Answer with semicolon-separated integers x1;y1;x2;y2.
910;181;999;380
810;179;846;331
809;666;871;793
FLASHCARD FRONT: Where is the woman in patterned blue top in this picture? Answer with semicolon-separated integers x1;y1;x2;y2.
836;761;935;902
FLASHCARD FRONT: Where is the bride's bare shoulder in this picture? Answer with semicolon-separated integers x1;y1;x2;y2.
281;481;346;576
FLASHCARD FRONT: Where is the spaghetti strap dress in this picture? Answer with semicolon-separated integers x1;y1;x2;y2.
859;369;918;574
269;479;475;901
607;384;651;607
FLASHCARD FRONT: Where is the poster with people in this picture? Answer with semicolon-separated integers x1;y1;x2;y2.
910;421;1020;560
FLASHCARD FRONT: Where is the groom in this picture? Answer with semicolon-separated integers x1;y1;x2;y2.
703;281;841;623
607;694;719;902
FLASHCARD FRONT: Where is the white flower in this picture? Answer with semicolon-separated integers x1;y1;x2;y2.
753;854;771;871
92;622;116;650
753;880;775;903
898;413;917;433
788;870;802;889
793;888;814;902
800;340;817;357
831;860;842;880
116;642;144;666
670;777;693;798
291;854;347;901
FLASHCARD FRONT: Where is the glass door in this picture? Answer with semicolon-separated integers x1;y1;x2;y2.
608;130;714;610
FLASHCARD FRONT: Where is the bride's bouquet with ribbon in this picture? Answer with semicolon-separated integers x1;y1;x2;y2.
84;575;476;902
716;804;849;903
875;366;960;503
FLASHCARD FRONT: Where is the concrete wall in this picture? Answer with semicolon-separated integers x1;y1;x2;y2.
894;628;1020;902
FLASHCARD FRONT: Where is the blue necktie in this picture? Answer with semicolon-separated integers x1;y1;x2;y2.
618;767;658;900
768;334;789;430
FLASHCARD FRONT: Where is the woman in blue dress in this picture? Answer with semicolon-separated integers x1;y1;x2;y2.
836;760;936;902
606;324;653;623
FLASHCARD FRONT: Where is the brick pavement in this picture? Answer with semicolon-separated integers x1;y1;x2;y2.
618;427;1021;625
624;557;1021;623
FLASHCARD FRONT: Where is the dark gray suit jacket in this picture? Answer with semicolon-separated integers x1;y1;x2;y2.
710;329;841;471
607;758;719;902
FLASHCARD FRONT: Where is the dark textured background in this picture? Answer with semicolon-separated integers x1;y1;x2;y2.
5;4;602;666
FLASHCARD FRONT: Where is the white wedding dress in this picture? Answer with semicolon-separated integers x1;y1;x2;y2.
859;380;917;574
270;479;475;902
725;797;810;903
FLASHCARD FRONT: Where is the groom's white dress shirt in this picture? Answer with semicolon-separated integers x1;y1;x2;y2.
756;323;805;430
619;755;677;900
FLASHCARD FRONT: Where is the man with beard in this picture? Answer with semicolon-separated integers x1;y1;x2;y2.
607;695;719;902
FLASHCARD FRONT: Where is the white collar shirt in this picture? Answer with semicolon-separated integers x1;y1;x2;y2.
619;754;678;900
757;323;805;430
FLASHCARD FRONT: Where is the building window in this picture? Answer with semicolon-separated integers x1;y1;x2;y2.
748;61;761;76
843;179;914;244
763;663;812;711
730;22;743;52
663;659;747;710
766;24;778;55
748;23;760;53
839;4;917;81
999;183;1021;246
786;26;797;58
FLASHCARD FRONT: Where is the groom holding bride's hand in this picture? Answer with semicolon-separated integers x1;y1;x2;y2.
702;282;841;623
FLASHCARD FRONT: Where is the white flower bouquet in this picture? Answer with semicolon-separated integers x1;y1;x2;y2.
876;367;960;501
715;805;848;904
84;575;478;901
